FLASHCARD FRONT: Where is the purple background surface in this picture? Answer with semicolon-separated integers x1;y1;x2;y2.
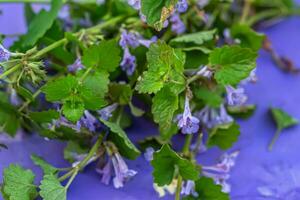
1;3;300;200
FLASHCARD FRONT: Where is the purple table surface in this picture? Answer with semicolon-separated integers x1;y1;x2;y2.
1;3;300;200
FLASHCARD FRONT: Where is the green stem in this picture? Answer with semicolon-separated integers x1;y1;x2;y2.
65;168;79;189
175;175;182;200
192;132;203;156
0;63;22;79
182;134;193;156
240;0;252;23
31;38;68;60
246;9;281;26
18;89;41;112
79;67;93;83
59;135;103;182
187;74;201;85
268;129;281;151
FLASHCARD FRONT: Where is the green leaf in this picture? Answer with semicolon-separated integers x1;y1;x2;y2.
183;177;229;200
136;41;185;94
31;154;58;175
231;24;265;50
129;102;145;117
207;122;240;150
101;120;141;159
170;30;216;46
82;40;121;72
194;87;223;108
29;110;59;123
109;83;133;105
2;164;37;200
15;0;63;48
80;71;109;110
152;86;179;139
209;45;258;85
62;95;85;122
270;107;298;130
141;0;177;30
151;144;199;186
39;174;66;200
42;75;78;102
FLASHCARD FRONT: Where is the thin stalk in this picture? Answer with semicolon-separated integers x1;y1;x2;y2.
182;134;193;156
18;89;41;112
175;175;182;200
187;74;201;85
0;63;22;79
79;67;93;83
59;135;103;182
31;38;67;60
268;129;281;151
240;0;252;23
65;168;79;189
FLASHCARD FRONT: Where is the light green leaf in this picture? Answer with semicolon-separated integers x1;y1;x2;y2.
129;102;145;117
62;95;85;122
207;122;240;150
170;30;216;46
82;40;121;72
31;154;58;175
2;164;37;200
209;45;258;85
101;120;141;159
270;107;298;130
151;144;199;186
227;105;256;119
152;86;179;139
141;0;177;30
136;41;186;94
231;24;265;50
39;174;66;200
41;75;78;102
16;0;63;48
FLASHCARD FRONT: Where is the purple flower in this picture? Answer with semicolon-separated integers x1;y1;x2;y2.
120;47;136;76
176;96;200;134
127;0;141;10
96;159;112;185
97;152;137;188
202;151;239;193
10;89;21;106
0;44;11;62
181;180;198;197
50;116;81;132
176;0;188;13
144;147;155;161
225;85;248;106
196;66;213;78
241;68;258;84
68;58;85;73
119;30;139;49
170;14;186;35
138;36;157;48
98;103;118;121
196;105;233;129
77;111;98;132
112;153;137;188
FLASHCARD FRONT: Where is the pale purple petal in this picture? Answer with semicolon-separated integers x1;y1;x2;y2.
0;44;11;62
120;47;136;76
225;85;248;106
176;0;188;13
170;14;186;35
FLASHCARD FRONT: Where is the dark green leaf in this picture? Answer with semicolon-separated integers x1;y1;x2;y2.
101;120;141;159
227;105;256;119
109;83;132;105
207;122;240;150
194;87;223;108
151;144;199;186
29;110;59;123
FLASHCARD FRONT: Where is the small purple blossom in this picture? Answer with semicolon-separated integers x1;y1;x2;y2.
0;44;11;62
196;66;213;78
127;0;141;10
120;47;136;76
170;14;186;35
50;116;81;132
68;58;85;73
197;0;209;8
144;147;155;161
138;36;157;48
98;103;118;121
97;152;137;188
176;0;188;13
119;30;139;49
181;180;198;197
202;151;239;193
77;111;98;132
225;85;248;106
241;68;258;84
176;96;200;134
195;105;233;129
10;89;21;106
